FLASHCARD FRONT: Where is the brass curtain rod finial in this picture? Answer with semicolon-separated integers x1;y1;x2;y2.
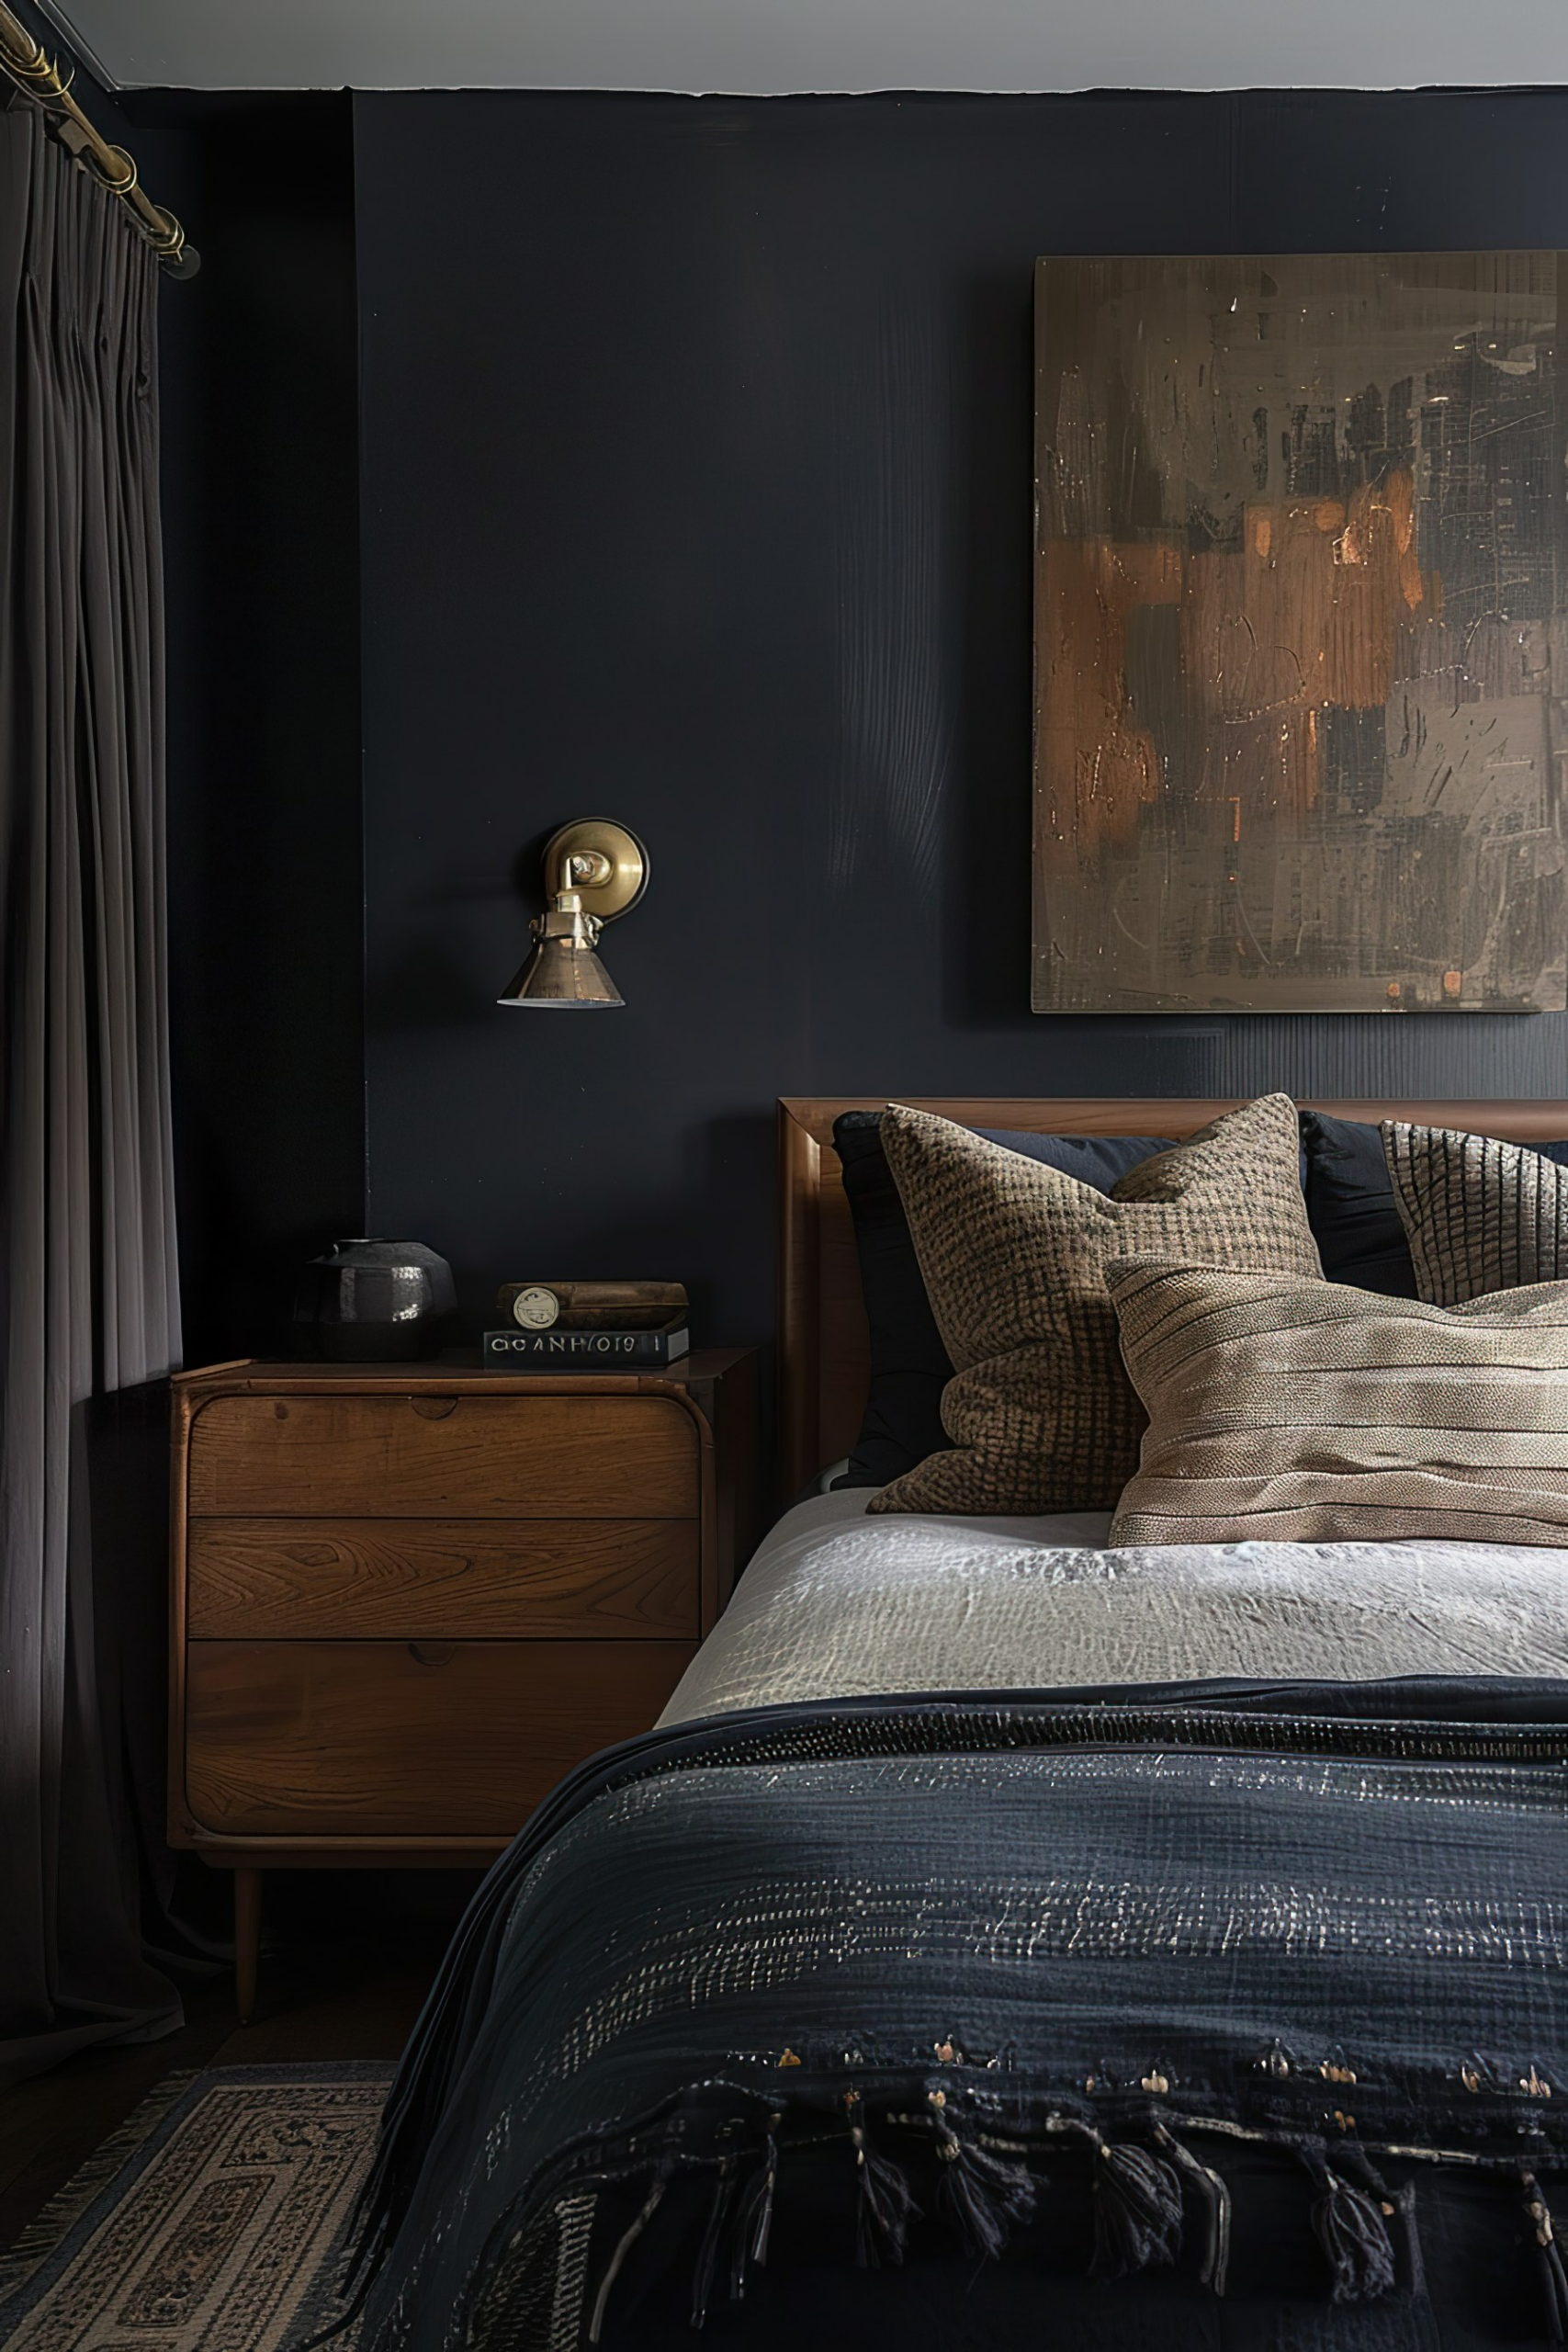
498;820;649;1010
157;227;200;280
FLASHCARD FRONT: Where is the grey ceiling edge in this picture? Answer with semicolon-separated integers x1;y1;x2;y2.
21;0;1568;100
28;0;118;87
4;68;1526;96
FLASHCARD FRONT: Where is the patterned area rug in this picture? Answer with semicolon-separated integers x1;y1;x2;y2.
0;2062;393;2350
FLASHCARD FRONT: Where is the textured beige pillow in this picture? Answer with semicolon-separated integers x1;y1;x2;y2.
1109;1256;1568;1548
1382;1121;1568;1306
865;1093;1320;1516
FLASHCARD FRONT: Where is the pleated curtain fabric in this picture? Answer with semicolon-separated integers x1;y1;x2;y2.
0;101;185;2082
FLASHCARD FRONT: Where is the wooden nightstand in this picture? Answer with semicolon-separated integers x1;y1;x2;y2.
169;1351;761;2018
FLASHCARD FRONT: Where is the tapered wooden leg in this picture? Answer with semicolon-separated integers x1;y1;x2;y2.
234;1868;262;2024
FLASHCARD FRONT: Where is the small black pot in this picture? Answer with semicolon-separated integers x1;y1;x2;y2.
296;1238;457;1362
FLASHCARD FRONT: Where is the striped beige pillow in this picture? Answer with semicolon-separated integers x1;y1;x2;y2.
866;1092;1320;1516
1108;1257;1568;1548
1382;1121;1568;1306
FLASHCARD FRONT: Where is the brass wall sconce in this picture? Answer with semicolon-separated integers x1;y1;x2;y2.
497;819;649;1008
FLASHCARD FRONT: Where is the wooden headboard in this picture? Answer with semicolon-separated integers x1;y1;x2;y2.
776;1096;1568;1498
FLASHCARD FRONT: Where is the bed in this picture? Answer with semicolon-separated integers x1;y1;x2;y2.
341;1098;1568;2352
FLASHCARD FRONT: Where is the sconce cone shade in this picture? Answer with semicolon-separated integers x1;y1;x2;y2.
498;821;647;1008
497;933;623;1007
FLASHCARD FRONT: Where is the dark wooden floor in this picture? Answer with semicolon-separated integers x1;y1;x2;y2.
0;1869;479;2253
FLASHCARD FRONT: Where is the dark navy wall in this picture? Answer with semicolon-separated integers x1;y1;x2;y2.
131;93;365;1363
351;93;1568;1351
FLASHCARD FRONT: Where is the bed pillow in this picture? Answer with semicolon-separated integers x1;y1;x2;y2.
839;1104;1464;1490
1107;1255;1568;1549
1297;1109;1421;1296
865;1092;1319;1516
830;1114;1174;1488
1383;1122;1568;1306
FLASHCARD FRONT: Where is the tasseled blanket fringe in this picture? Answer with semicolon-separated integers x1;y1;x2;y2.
1522;2172;1568;2346
1300;2141;1398;2303
928;2089;1035;2259
578;2096;1568;2346
847;2092;920;2268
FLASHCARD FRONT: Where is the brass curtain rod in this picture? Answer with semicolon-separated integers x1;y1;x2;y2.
0;1;197;277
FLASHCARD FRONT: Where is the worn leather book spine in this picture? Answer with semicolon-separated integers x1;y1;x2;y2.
494;1280;687;1330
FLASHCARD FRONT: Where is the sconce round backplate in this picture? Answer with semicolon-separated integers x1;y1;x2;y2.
543;819;649;922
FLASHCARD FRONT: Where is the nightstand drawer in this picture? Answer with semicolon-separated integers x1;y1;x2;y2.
186;1518;700;1638
186;1392;698;1518
184;1639;694;1837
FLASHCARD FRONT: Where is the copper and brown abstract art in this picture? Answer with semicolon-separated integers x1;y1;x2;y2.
1032;253;1566;1012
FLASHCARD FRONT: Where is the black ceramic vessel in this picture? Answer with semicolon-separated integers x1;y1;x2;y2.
296;1238;457;1361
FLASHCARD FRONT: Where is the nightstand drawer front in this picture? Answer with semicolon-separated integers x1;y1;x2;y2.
186;1519;700;1638
187;1394;698;1517
184;1640;694;1837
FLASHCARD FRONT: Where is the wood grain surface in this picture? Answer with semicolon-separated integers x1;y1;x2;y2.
187;1518;701;1638
186;1391;698;1518
184;1639;695;1836
166;1356;758;1973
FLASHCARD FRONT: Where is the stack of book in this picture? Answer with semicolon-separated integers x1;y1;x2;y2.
482;1280;689;1369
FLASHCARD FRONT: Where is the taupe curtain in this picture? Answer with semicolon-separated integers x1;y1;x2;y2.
0;97;186;2084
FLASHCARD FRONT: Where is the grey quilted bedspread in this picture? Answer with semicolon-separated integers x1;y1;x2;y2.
661;1491;1568;1724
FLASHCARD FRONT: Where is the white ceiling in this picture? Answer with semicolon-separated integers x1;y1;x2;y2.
38;0;1568;95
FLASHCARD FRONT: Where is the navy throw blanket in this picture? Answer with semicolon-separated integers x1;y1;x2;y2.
336;1679;1568;2351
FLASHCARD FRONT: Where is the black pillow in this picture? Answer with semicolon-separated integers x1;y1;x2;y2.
1300;1108;1568;1299
831;1114;1174;1488
1297;1110;1422;1297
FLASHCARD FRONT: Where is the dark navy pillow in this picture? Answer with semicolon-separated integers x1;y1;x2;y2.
831;1114;1174;1489
1300;1109;1568;1299
1298;1110;1422;1297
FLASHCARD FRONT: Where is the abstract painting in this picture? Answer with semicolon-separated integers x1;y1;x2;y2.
1032;252;1566;1012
